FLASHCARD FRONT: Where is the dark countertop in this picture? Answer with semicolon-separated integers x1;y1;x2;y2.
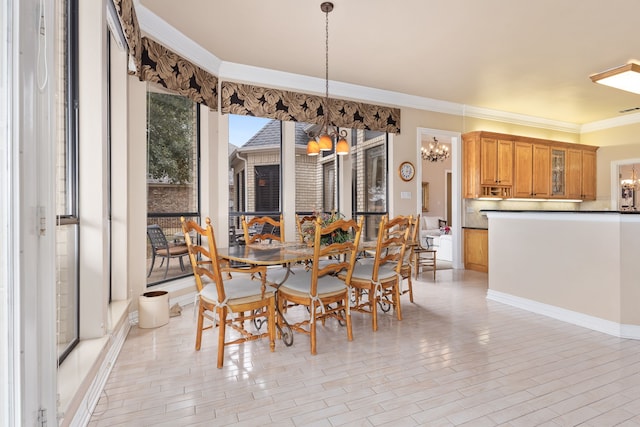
462;226;488;230
481;210;640;215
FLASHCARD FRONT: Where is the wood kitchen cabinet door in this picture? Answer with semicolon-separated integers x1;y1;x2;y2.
513;141;533;197
581;150;597;200
566;148;582;199
532;144;550;198
464;228;488;272
480;138;513;186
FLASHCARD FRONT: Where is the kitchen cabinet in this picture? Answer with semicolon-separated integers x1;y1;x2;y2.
565;148;597;200
532;144;550;198
464;228;488;273
463;131;598;200
551;148;566;197
513;141;550;198
481;138;513;186
463;132;513;199
581;150;597;200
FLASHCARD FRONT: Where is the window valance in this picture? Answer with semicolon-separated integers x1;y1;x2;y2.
220;81;400;134
111;0;142;75
140;37;218;110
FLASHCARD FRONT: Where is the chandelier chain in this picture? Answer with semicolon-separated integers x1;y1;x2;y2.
324;4;330;131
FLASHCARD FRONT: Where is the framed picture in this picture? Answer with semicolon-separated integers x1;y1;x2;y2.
621;186;635;210
422;182;429;212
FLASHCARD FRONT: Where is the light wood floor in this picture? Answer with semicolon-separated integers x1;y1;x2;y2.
89;269;640;426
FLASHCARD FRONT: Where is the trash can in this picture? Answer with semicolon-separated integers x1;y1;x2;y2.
138;291;170;328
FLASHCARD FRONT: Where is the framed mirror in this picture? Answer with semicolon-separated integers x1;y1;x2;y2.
422;182;429;212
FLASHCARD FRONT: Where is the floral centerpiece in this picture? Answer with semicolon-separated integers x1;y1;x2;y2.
301;211;352;245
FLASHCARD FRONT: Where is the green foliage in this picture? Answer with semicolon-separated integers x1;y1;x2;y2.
302;211;352;245
147;92;195;184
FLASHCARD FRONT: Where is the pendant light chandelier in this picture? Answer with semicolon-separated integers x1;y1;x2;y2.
421;137;450;162
306;2;349;156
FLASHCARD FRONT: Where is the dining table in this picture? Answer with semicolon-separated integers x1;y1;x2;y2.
217;241;317;346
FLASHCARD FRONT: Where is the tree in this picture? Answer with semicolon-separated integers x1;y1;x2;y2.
147;92;195;184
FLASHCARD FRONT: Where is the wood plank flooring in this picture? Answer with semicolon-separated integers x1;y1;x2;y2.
88;269;640;426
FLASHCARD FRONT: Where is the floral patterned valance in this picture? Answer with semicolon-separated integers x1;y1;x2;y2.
220;81;400;134
111;0;142;75
140;37;218;110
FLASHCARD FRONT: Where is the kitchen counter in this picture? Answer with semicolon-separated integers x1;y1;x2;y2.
485;210;640;339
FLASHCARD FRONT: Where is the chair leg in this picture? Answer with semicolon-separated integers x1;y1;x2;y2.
345;300;353;342
394;281;403;321
407;271;414;303
147;253;156;277
195;303;205;350
217;306;227;369
433;256;437;280
371;285;378;332
163;257;169;279
310;300;317;355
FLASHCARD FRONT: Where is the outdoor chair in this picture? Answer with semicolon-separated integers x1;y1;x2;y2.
181;216;276;368
276;216;363;355
146;224;189;280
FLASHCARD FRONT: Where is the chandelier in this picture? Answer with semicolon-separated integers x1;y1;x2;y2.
421;137;450;162
621;165;639;189
306;2;349;156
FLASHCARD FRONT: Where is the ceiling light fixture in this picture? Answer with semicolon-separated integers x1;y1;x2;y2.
421;137;450;162
306;2;349;156
590;61;640;95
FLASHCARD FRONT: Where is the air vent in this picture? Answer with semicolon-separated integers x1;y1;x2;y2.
619;106;640;113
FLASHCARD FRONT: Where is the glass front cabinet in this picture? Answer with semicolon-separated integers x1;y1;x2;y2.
551;148;565;197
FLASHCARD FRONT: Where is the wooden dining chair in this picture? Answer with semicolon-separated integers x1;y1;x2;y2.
342;214;411;331
181;216;276;368
398;215;419;303
241;215;284;244
276;216;363;355
295;214;316;243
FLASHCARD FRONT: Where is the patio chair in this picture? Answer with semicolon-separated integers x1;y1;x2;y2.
276;216;363;355
340;215;411;331
146;224;189;279
180;216;276;368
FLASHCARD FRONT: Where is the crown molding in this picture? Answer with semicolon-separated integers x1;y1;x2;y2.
134;1;640;135
463;106;582;134
580;111;640;133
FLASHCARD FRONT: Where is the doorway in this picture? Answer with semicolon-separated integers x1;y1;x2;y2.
417;128;462;268
610;158;640;211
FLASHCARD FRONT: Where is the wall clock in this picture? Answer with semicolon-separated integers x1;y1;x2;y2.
399;161;415;182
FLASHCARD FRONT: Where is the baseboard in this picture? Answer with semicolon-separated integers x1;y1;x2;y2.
486;290;640;340
65;308;131;427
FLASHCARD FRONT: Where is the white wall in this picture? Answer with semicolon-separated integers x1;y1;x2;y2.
487;211;640;337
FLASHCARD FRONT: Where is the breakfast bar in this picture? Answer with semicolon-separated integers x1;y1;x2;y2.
484;210;640;339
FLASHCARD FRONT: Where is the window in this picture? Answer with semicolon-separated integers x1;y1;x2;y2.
146;88;200;285
228;115;281;236
322;162;335;212
255;165;280;212
352;130;388;241
56;0;79;363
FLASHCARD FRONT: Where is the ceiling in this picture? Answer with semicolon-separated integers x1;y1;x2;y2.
137;0;640;128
